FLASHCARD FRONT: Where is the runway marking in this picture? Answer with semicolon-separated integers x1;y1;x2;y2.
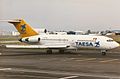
100;59;119;63
70;58;77;60
75;58;96;62
0;68;120;79
4;74;50;79
59;76;79;79
0;68;12;71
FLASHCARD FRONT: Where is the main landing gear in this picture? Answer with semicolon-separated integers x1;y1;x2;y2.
101;50;107;56
47;50;52;54
59;49;65;54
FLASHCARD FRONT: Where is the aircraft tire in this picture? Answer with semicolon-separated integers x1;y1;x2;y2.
102;52;106;56
47;50;52;54
59;50;65;54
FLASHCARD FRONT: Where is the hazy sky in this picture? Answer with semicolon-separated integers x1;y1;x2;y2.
0;0;120;31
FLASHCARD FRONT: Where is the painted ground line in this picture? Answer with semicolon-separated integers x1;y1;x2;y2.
75;58;96;61
1;68;120;79
70;58;77;60
100;59;119;63
59;76;79;79
0;68;12;70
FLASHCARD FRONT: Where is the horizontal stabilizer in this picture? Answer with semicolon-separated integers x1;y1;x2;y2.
0;19;21;23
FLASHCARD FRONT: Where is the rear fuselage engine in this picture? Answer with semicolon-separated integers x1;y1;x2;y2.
19;37;40;43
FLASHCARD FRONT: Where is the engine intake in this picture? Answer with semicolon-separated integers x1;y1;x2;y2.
19;37;40;43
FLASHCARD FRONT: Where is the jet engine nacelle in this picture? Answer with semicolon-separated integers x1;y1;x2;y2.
19;37;40;43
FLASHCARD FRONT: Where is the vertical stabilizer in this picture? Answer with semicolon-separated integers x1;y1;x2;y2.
8;19;39;37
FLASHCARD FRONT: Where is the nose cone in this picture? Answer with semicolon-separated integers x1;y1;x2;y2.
113;42;120;49
116;42;120;47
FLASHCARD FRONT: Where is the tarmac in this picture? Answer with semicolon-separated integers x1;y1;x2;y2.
0;48;120;79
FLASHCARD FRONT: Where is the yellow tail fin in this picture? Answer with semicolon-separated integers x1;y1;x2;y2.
8;19;39;37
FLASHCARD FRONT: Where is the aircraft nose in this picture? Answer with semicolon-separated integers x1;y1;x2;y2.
113;42;120;48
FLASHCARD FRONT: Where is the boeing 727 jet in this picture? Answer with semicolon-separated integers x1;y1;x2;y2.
3;19;120;55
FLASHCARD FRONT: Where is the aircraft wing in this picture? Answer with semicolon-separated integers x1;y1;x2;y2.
0;41;20;44
5;44;70;49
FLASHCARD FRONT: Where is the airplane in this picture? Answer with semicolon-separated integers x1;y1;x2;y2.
2;19;120;55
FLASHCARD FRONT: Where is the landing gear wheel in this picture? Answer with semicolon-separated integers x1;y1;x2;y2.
47;50;52;54
59;50;65;54
101;50;107;56
102;52;106;56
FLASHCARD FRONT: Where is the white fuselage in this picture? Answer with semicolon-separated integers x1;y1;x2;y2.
21;35;119;50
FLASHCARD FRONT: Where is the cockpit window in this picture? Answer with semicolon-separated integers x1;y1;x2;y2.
107;39;114;42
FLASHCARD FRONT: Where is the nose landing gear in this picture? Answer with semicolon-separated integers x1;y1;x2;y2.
101;50;107;56
102;52;106;56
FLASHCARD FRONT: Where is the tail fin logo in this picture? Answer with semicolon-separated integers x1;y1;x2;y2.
21;24;26;34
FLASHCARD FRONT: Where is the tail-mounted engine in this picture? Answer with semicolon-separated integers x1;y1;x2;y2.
19;37;40;43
